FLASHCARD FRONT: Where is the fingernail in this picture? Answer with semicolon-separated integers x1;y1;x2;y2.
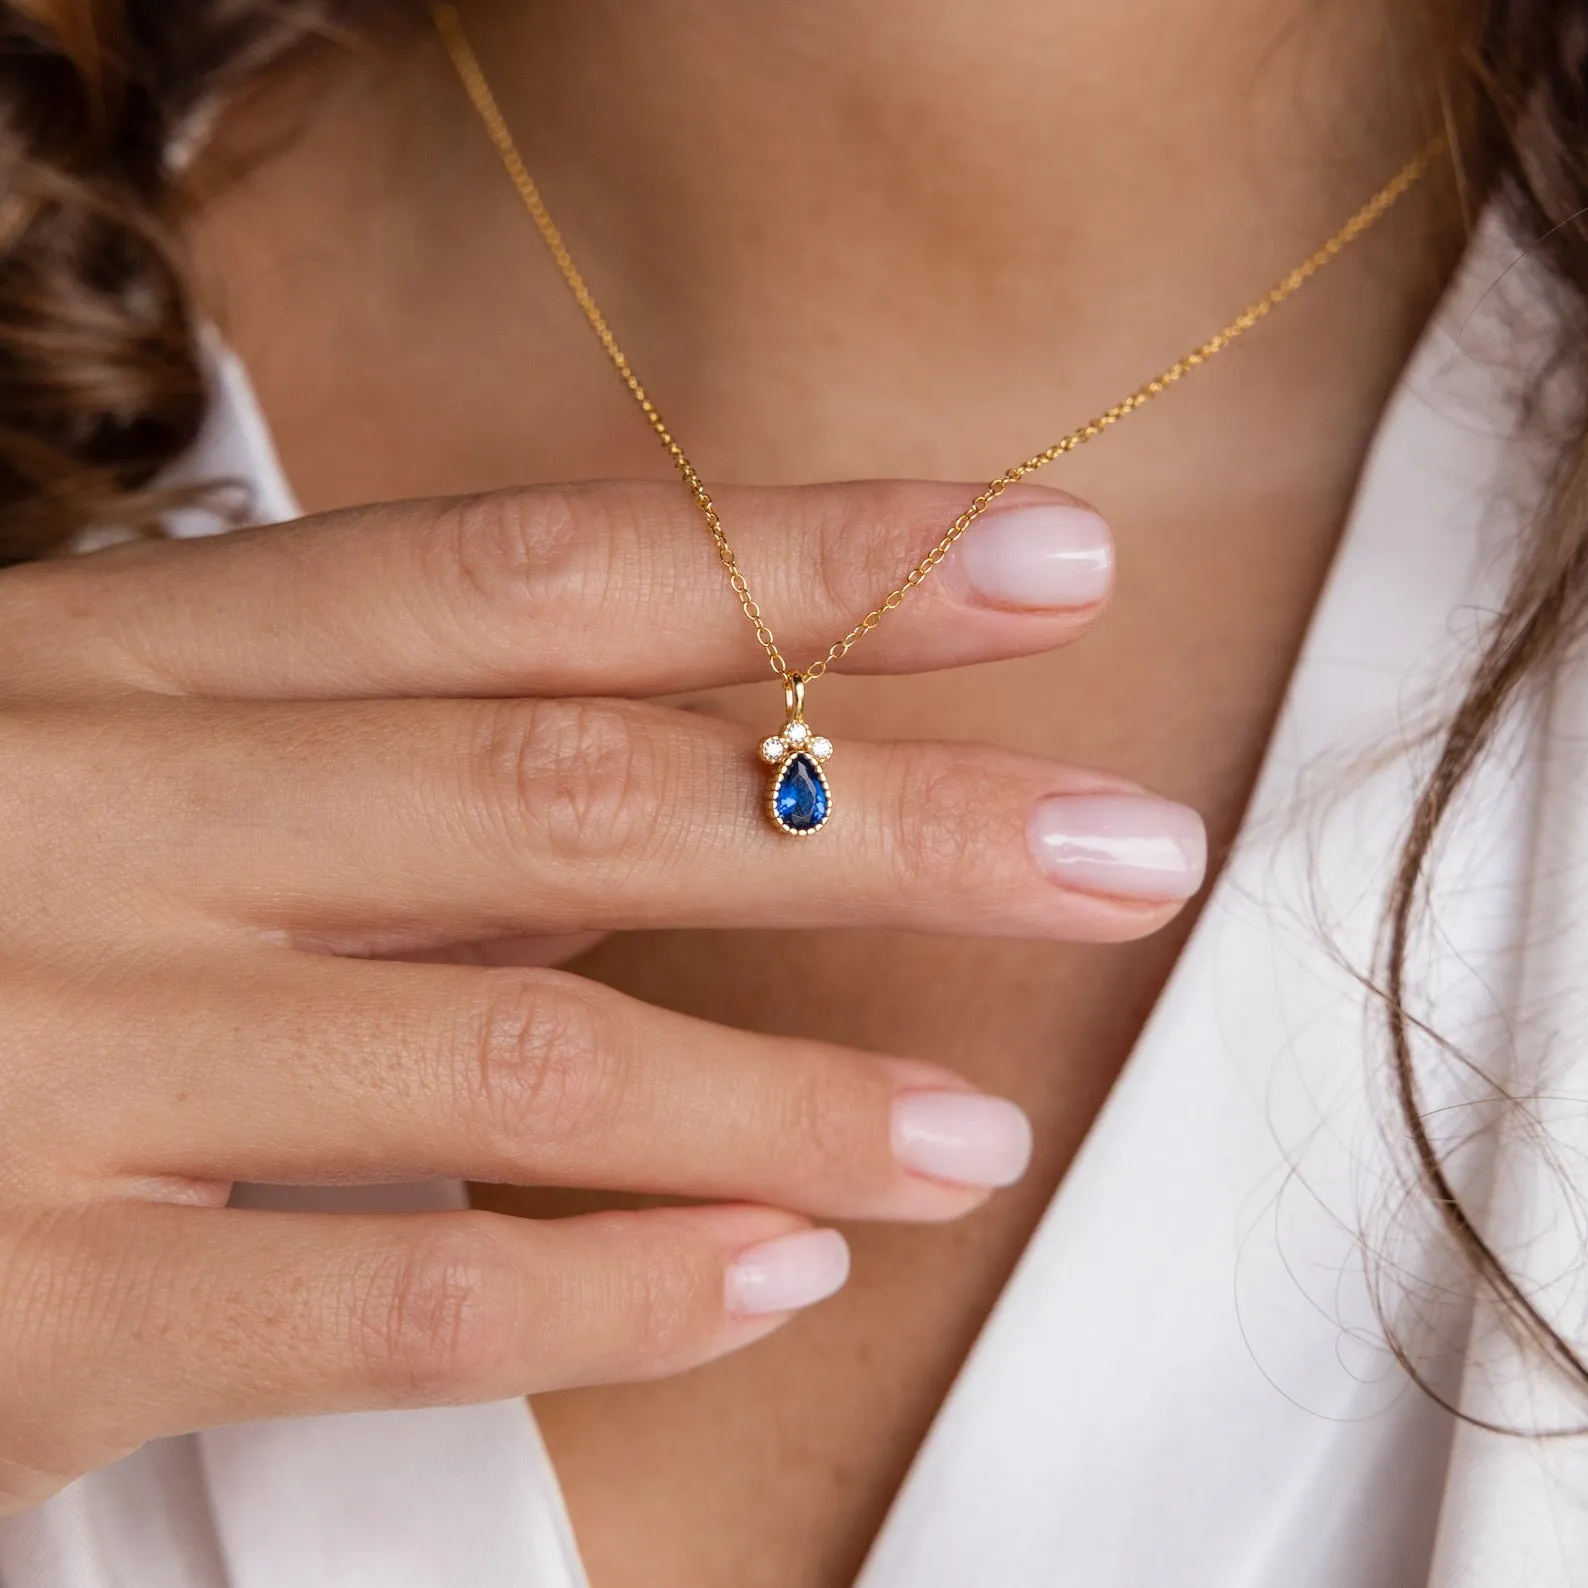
1029;793;1207;900
892;1091;1033;1188
951;502;1113;611
725;1228;851;1317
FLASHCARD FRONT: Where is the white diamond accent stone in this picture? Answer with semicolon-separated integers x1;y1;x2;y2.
785;721;811;745
809;736;833;761
759;736;787;763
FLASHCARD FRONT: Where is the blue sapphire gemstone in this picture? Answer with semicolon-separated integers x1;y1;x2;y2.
773;752;829;832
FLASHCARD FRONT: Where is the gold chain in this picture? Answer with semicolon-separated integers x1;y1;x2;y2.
433;2;1437;687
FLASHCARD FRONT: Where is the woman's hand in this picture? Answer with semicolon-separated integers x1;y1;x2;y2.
0;477;1203;1512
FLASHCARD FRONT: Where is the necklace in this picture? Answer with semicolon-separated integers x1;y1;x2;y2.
433;3;1436;837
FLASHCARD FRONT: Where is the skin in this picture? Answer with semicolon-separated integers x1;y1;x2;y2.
0;0;1461;1581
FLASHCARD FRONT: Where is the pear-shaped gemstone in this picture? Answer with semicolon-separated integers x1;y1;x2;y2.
773;752;829;832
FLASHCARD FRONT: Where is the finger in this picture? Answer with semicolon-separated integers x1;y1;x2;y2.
102;697;1206;948
57;955;1031;1222
3;1202;848;1462
2;479;1112;699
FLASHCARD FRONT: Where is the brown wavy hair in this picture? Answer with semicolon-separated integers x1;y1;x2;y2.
0;0;395;556
1;0;1585;1424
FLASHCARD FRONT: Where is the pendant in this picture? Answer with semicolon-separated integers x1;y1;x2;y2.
758;673;834;836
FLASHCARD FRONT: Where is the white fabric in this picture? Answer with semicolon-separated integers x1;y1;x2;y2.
3;222;1587;1586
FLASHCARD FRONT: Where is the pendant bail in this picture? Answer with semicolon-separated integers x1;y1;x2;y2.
783;671;806;723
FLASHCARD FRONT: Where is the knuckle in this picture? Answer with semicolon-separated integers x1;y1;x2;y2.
476;697;669;864
777;1049;879;1194
611;1227;715;1376
464;973;618;1162
358;1218;518;1402
811;490;903;621
0;1215;141;1504
435;486;607;624
885;745;1009;886
0;1221;65;1370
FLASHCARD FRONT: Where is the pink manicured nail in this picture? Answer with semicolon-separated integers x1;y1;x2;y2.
725;1229;851;1317
892;1091;1033;1188
951;502;1113;610
1029;794;1207;900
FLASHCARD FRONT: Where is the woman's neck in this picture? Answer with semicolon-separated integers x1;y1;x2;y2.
193;0;1462;517
429;0;1450;442
462;0;1437;265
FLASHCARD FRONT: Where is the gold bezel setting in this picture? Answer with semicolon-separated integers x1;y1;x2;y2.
765;745;834;837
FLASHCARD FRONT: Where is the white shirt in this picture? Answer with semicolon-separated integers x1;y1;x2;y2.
3;219;1586;1587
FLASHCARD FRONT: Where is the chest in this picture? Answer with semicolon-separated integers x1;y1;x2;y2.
470;568;1333;1588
